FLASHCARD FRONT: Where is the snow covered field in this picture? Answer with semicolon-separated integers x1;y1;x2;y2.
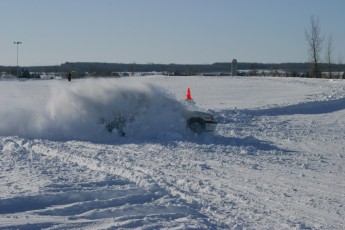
1;76;345;229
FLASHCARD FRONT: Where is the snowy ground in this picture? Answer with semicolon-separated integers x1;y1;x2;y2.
1;76;345;229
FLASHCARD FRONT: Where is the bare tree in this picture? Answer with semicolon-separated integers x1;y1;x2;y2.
305;16;323;78
325;34;334;78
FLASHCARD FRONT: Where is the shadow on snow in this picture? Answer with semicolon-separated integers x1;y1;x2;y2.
244;97;345;116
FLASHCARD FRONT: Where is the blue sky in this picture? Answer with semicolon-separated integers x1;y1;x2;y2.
1;0;345;66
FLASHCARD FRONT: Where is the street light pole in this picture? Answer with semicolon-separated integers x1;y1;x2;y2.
13;41;22;77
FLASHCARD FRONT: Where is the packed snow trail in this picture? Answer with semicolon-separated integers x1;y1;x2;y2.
2;126;345;229
0;137;215;229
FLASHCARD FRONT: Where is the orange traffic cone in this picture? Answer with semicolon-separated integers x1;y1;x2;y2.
186;88;192;100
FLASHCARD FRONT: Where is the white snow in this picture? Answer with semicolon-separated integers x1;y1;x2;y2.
1;76;345;229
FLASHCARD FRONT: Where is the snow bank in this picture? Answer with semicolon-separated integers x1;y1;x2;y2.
0;79;188;142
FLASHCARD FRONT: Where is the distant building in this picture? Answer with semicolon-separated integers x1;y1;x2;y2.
231;59;237;76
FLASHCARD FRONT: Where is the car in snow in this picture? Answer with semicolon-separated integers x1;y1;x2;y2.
101;110;217;137
101;88;218;136
183;88;217;134
184;110;218;134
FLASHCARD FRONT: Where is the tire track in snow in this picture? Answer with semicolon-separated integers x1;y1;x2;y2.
0;137;214;229
214;101;345;229
25;140;214;229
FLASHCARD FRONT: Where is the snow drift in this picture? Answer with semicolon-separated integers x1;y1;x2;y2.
0;79;188;142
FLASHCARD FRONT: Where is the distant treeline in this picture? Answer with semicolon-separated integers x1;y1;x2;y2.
1;62;345;76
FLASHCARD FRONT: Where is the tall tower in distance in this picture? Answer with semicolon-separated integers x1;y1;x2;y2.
231;59;237;76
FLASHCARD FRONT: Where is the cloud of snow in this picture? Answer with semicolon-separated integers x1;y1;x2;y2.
0;79;188;143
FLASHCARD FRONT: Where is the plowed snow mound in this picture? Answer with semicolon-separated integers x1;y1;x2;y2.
0;79;188;142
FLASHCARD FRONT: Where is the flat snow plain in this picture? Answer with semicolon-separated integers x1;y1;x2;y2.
0;76;345;229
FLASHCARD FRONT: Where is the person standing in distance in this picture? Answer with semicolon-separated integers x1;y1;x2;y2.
67;72;72;81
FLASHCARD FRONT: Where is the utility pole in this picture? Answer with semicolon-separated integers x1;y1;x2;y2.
13;41;22;77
